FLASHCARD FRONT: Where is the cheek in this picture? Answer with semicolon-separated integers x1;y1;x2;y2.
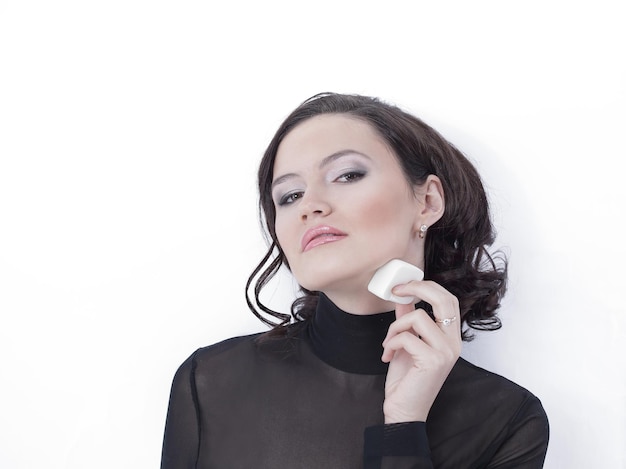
274;214;295;253
351;191;418;251
359;189;414;225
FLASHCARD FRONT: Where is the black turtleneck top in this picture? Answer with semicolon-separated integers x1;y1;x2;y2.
161;295;549;468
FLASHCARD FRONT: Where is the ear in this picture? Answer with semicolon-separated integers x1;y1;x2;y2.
414;175;445;230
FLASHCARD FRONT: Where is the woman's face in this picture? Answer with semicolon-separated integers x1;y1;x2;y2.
271;114;436;312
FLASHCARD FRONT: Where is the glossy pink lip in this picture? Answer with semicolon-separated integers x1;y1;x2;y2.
301;225;347;252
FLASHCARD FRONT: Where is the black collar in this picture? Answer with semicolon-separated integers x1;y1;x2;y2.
305;293;395;375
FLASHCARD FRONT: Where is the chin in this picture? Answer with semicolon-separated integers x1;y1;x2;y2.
293;265;374;295
295;276;335;293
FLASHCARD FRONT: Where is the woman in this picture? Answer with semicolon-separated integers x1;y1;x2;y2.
161;93;549;468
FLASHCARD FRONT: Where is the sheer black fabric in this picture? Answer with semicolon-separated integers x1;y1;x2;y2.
161;294;549;468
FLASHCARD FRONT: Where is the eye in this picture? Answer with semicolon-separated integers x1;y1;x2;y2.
335;170;366;183
278;190;304;206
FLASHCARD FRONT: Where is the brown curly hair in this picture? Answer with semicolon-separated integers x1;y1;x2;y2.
246;92;506;340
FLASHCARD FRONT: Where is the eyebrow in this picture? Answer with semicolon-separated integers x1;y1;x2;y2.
271;149;371;190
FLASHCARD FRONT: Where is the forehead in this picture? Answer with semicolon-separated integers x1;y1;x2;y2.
273;114;392;173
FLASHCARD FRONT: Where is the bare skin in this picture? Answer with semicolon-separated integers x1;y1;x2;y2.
383;281;462;423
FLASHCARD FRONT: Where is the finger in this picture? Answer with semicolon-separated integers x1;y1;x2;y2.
381;330;434;363
394;301;414;319
384;308;449;351
392;281;461;336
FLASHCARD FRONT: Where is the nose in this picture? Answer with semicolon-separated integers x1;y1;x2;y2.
299;192;332;222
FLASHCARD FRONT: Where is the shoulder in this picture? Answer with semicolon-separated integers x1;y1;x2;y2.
440;357;548;428
429;358;549;465
192;324;307;362
167;333;264;393
177;326;305;379
196;332;263;357
450;357;542;400
182;332;264;370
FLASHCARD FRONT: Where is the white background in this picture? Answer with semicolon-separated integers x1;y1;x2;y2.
1;1;624;468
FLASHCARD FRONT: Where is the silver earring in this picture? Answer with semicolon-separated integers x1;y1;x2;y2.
418;224;428;239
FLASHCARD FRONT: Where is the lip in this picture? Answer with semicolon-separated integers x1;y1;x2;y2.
301;225;348;252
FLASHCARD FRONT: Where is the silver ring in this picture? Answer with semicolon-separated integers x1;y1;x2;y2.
436;317;457;326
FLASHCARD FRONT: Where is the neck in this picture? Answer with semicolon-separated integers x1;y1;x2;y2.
323;289;396;316
305;293;395;374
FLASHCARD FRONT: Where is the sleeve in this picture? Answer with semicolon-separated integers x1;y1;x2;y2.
363;422;433;469
363;394;549;469
485;395;550;469
160;351;201;469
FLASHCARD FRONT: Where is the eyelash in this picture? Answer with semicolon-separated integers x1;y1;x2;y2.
335;170;366;183
278;191;304;206
276;170;367;206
